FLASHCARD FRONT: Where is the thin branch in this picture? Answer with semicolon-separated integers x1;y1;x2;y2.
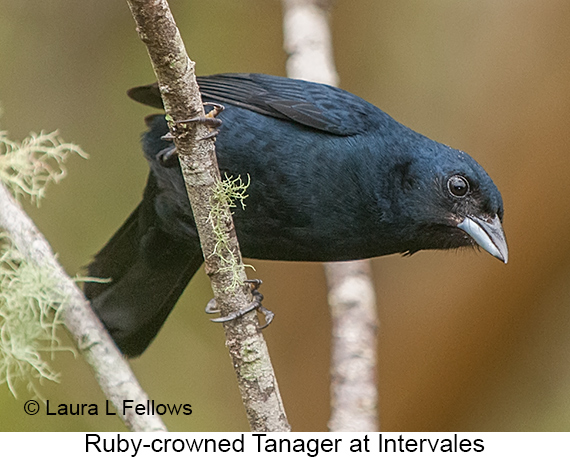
324;261;378;431
282;0;339;86
125;0;290;432
281;0;379;432
0;182;167;431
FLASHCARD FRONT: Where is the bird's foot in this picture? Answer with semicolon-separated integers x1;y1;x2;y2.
205;279;274;329
157;103;225;167
176;102;224;141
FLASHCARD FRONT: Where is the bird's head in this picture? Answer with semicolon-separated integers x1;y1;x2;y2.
394;143;508;263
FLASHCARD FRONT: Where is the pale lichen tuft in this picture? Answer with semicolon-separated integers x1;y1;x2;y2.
208;174;253;291
0;130;87;206
0;236;73;398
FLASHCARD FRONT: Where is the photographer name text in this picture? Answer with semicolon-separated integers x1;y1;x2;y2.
27;399;192;417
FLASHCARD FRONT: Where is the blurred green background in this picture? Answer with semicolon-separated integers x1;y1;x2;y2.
1;0;569;431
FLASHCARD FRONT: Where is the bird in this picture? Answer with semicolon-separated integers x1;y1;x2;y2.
84;73;508;357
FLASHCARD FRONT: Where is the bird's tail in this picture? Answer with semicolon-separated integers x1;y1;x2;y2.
84;176;203;357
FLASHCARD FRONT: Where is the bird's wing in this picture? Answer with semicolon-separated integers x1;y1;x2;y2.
128;73;382;136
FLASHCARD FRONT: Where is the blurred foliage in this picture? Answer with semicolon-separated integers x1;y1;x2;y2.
1;0;570;431
0;130;86;204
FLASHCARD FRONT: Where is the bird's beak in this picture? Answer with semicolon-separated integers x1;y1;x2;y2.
457;215;508;263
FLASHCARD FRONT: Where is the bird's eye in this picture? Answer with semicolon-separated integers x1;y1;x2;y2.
447;175;470;198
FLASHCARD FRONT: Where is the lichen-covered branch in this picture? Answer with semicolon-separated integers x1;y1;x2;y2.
0;182;167;431
125;0;290;432
281;0;379;432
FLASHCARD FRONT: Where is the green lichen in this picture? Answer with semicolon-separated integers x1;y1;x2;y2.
208;174;253;291
0;236;72;398
239;337;270;381
0;130;86;206
0;126;84;397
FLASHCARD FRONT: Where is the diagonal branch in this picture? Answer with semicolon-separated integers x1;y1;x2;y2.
0;182;167;431
125;0;290;432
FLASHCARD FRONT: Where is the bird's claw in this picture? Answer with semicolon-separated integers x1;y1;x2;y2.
204;297;219;314
244;278;262;289
205;279;274;328
156;144;179;168
175;102;224;141
198;130;220;141
208;299;261;324
204;102;225;118
157;103;225;167
175;115;222;129
256;304;274;329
